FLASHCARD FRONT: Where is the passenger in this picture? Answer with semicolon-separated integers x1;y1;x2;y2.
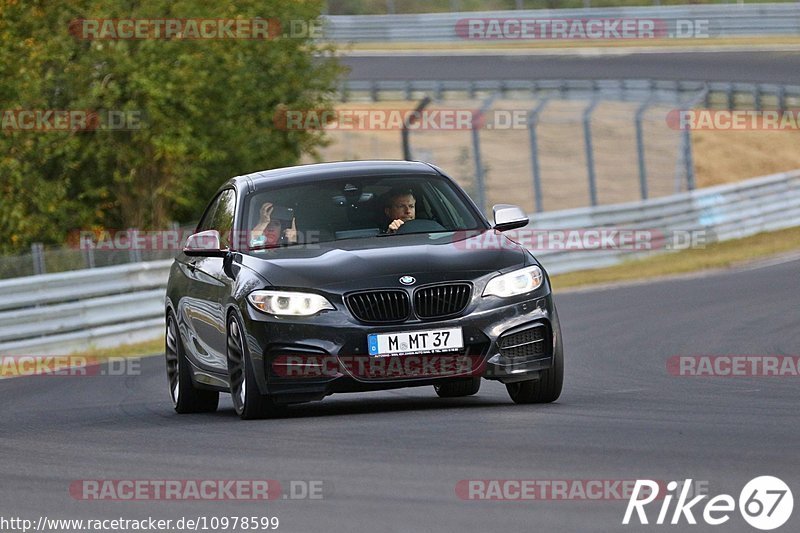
250;202;296;247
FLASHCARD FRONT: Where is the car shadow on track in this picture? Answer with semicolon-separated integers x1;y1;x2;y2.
204;393;564;421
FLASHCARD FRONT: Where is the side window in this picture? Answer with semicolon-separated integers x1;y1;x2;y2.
196;189;236;249
196;198;219;234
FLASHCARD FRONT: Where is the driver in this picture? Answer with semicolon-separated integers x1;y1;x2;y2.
383;188;416;233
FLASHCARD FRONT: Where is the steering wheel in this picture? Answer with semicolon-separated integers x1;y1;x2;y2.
394;218;447;234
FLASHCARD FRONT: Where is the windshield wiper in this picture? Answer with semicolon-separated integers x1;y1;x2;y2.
377;230;451;237
247;241;299;252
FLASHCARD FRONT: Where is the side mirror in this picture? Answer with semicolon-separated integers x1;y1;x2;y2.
183;230;229;257
492;204;529;232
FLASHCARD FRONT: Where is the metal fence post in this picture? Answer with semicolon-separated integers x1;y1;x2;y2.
681;86;709;192
681;128;695;191
726;83;735;111
471;93;499;216
128;229;143;263
31;242;46;275
583;97;600;207
471;128;486;216
81;234;96;269
635;96;655;200
529;80;539;99
402;96;432;161
528;97;552;213
753;84;762;112
434;81;443;101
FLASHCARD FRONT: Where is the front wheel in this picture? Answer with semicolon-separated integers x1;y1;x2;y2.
227;313;283;420
506;343;563;404
165;312;219;413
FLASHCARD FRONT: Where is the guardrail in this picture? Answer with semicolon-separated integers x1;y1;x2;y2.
324;3;800;42
1;169;798;355
0;261;171;355
529;169;800;273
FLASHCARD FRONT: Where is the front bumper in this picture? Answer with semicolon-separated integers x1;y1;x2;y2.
241;290;561;403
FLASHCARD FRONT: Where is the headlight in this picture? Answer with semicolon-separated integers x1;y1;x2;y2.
482;265;544;298
248;290;335;316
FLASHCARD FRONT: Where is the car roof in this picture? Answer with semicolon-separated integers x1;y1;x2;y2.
221;160;443;195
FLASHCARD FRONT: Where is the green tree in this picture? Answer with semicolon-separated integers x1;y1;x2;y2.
0;0;343;253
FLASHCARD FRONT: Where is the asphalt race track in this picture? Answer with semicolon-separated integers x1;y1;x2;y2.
342;50;800;84
2;256;798;533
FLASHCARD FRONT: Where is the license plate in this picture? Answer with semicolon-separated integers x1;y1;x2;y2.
368;327;463;357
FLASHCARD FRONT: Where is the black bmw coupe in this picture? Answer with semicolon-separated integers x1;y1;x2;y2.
165;161;563;419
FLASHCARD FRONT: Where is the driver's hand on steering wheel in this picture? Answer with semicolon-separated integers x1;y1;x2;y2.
387;219;405;233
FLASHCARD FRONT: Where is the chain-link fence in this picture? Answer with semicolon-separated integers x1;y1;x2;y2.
313;79;799;214
308;81;710;214
311;98;686;213
0;226;194;280
410;97;687;213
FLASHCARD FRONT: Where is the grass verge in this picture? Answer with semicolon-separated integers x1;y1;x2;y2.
0;338;163;378
550;225;800;290
68;337;164;359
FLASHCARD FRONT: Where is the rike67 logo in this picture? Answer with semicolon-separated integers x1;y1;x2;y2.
623;476;793;530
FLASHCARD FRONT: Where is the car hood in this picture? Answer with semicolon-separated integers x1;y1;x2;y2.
239;230;527;291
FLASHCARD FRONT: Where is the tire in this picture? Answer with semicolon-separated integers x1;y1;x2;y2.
506;341;563;404
434;377;481;398
165;311;219;413
226;313;283;420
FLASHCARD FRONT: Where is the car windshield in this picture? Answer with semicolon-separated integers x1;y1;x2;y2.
242;175;485;252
